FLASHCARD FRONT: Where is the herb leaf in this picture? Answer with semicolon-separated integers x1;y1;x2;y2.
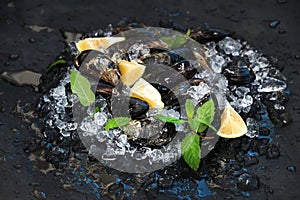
105;117;131;131
181;134;201;171
161;35;186;49
185;99;194;119
156;114;185;124
196;99;215;133
196;118;217;131
47;59;66;72
70;70;95;106
186;28;191;37
188;118;200;133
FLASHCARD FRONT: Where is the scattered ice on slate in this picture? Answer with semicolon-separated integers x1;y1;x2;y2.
235;86;250;97
218;37;242;56
93;112;107;126
95;131;107;143
103;24;113;37
127;43;150;61
149;149;163;164
101;147;117;161
257;77;287;92
116;134;129;149
210;74;228;110
80;117;98;136
242;50;259;64
210;55;226;73
274;104;285;111
230;86;253;113
187;82;210;100
246;118;260;138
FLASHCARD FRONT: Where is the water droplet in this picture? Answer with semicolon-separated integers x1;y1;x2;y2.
269;20;280;29
287;166;296;172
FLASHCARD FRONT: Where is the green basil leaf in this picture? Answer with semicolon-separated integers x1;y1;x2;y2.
171;35;186;49
161;35;187;49
105;117;131;131
70;70;95;106
185;99;194;119
181;134;201;171
188;118;200;133
156;114;185;124
196;99;215;129
196;118;217;132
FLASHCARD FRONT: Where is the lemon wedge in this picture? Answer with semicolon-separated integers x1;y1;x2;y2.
217;102;247;138
118;60;146;86
130;78;164;109
75;37;125;53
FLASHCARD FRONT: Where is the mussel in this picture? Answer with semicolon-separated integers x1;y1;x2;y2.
75;50;119;86
111;96;149;119
190;27;234;44
141;49;197;79
223;60;255;85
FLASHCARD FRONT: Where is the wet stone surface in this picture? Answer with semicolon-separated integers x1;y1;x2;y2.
25;22;289;199
1;1;300;199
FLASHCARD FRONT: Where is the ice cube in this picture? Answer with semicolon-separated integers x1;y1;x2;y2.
80;117;98;135
243;50;259;64
210;55;226;73
257;77;287;92
101;147;116;161
127;43;150;61
114;147;126;156
235;86;250;97
96;131;107;143
246;118;259;138
132;149;148;160
116;134;128;149
218;37;242;56
205;48;217;57
56;119;67;130
274;104;285;111
187;82;210;100
51;85;66;99
94;112;107;126
66;122;78;131
256;57;269;69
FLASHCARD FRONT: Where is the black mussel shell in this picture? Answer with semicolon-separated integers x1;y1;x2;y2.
129;97;149;119
110;96;149;119
223;60;255;85
128;122;176;149
188;78;206;86
190;28;234;44
95;80;114;99
75;50;119;86
172;60;197;79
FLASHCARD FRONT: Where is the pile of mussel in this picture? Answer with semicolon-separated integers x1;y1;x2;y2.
73;42;211;148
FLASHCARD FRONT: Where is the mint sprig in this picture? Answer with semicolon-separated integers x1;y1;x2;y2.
160;29;191;49
70;70;95;106
155;114;185;124
181;134;201;171
105;117;131;131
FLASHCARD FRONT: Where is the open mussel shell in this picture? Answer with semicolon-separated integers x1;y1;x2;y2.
75;50;119;86
223;60;255;85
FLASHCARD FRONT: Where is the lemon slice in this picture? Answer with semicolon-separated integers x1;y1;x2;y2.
75;37;125;53
118;60;146;86
130;78;164;109
217;102;247;138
